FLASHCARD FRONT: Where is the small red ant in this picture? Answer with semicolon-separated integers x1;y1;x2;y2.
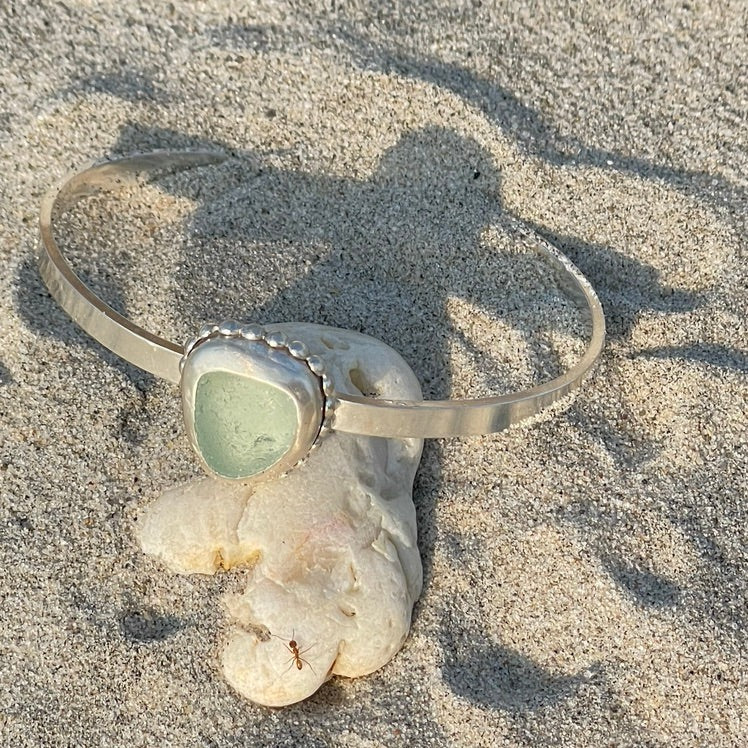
271;630;316;675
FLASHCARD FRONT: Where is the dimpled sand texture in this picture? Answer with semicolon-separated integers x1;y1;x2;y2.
0;1;746;747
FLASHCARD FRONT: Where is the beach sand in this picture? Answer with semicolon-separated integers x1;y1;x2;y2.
0;2;746;746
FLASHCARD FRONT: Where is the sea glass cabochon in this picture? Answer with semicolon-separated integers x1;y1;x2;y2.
181;336;324;482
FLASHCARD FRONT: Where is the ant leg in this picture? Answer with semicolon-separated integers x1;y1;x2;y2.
299;657;317;676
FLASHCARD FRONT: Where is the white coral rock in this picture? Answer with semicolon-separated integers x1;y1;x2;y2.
136;324;423;706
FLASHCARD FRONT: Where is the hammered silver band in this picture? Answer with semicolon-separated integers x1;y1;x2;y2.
39;150;606;438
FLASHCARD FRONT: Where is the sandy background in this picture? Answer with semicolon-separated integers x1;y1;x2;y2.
1;1;746;746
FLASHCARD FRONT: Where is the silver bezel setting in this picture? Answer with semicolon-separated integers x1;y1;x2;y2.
180;322;337;483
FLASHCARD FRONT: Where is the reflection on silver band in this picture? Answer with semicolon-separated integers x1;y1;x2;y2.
39;150;606;439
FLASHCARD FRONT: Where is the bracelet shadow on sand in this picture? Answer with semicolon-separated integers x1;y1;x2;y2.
0;360;12;387
211;22;747;237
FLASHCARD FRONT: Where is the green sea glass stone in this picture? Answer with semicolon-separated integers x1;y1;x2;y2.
194;370;299;479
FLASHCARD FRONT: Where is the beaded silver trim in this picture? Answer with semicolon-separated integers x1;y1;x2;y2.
179;321;337;447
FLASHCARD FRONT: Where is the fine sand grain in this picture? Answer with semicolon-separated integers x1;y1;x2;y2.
0;2;746;746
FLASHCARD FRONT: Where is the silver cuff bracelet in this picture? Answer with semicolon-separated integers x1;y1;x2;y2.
39;151;605;482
